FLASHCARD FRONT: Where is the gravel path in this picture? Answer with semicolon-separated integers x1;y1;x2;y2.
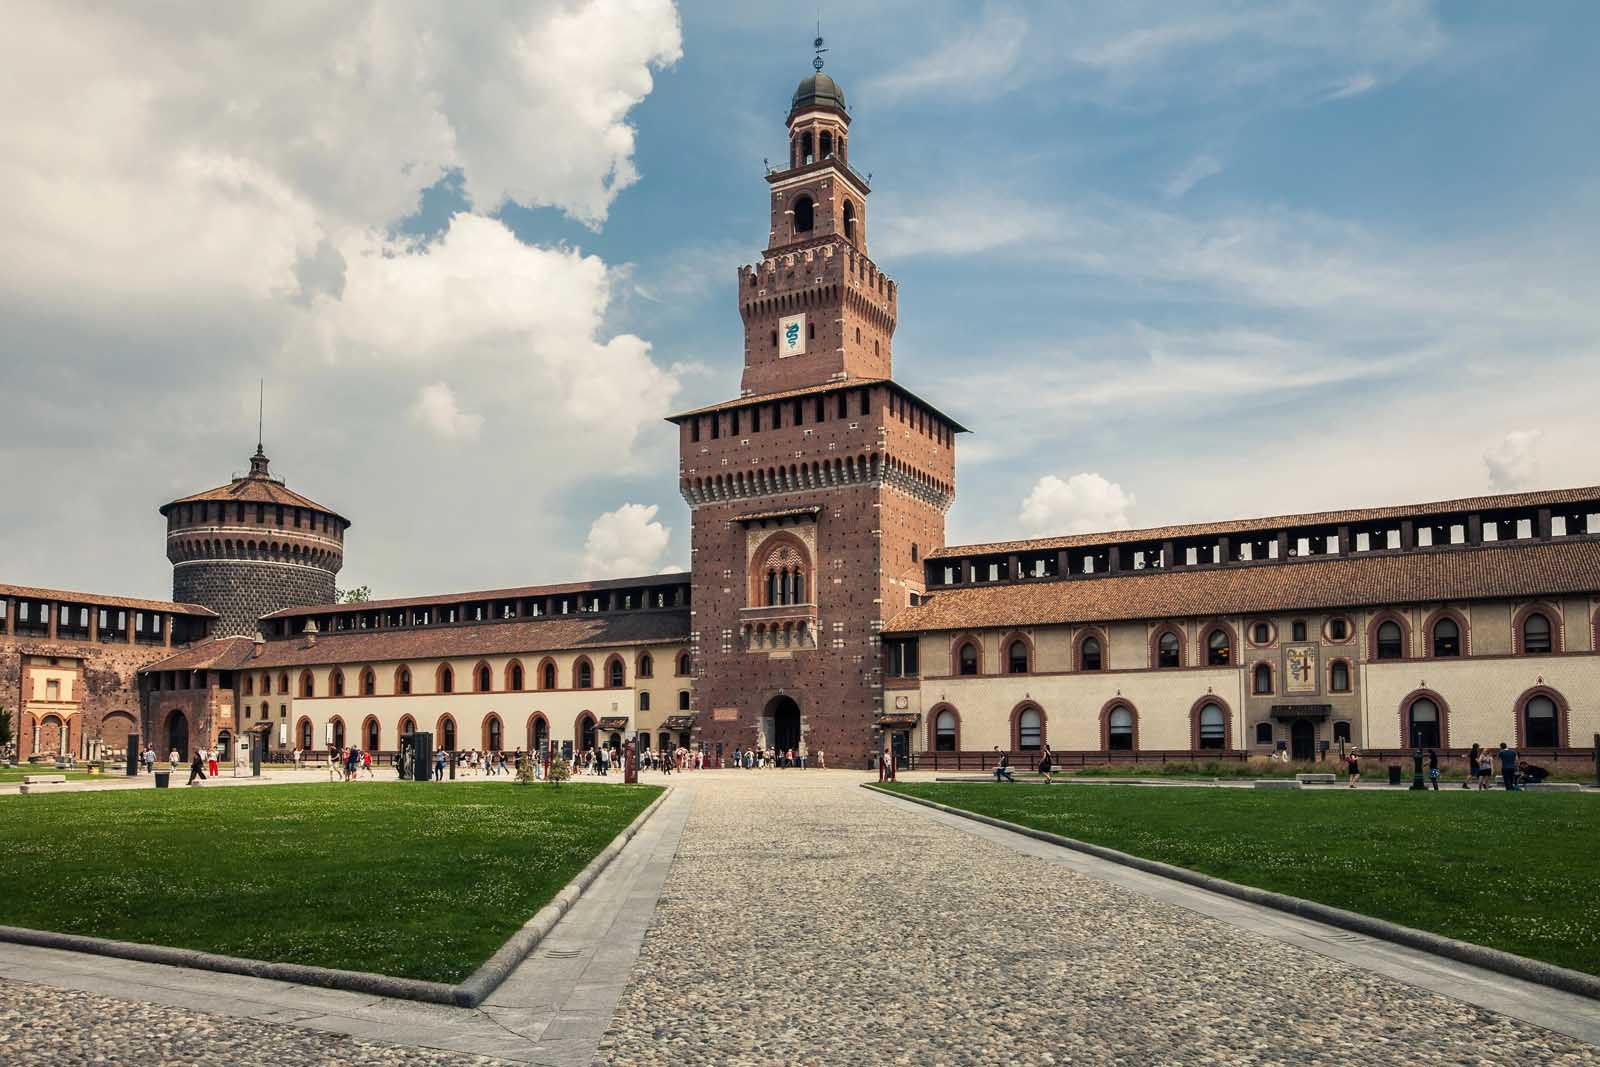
0;980;521;1067
595;773;1600;1066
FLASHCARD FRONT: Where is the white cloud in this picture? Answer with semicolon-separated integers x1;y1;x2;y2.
411;383;483;441
865;7;1028;101
1162;153;1223;199
1019;473;1135;535
582;504;680;579
0;1;685;596
1484;431;1544;492
1324;72;1380;100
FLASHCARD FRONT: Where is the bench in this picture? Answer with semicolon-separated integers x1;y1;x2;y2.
19;781;74;795
1525;782;1583;792
1294;773;1338;785
22;774;66;785
1254;779;1303;789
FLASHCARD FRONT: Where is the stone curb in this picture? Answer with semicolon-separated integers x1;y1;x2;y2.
866;783;1600;1003
0;784;673;1008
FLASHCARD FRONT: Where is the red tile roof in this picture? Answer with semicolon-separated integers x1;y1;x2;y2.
931;486;1600;559
667;378;970;432
140;610;689;673
161;476;347;523
887;538;1600;634
0;583;217;617
260;572;689;620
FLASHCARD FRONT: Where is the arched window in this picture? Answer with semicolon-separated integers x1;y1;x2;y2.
957;642;979;675
438;665;454;694
440;716;456;750
638;653;653;678
243;674;254;696
793;195;814;234
1252;663;1272;694
361;668;375;696
399;715;416;736
1016;706;1042;751
576;660;593;689
1157;631;1181;668
639;691;651;711
1255;721;1273;745
1375;620;1403;660
278;672;289;694
608;658;625;688
843;200;857;242
542;661;557;690
365;718;380;751
486;715;503;752
1007;640;1029;674
1107;706;1135;751
1522;612;1553;654
530;716;549;751
1407;697;1440;748
330;717;345;748
300;671;314;698
1206;628;1231;666
676;652;691;676
1330;660;1351;692
1080;636;1103;671
1432;617;1460;657
1333;721;1352;743
396;666;412;695
1523;695;1559;747
935;709;957;751
299;718;313;750
1196;703;1226;750
1250;622;1271;644
475;664;492;692
678;690;690;711
508;662;524;691
330;669;344;697
819;130;833;157
579;715;596;752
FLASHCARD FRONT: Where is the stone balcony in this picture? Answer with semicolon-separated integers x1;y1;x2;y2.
739;603;819;653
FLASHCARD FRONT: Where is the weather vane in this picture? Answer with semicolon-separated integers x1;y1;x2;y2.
813;10;827;74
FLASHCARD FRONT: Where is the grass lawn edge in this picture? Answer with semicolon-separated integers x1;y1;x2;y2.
0;785;672;1007
866;782;1600;1003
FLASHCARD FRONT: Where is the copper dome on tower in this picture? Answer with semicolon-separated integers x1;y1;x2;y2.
790;71;846;115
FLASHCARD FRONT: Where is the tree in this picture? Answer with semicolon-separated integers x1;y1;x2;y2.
337;586;371;603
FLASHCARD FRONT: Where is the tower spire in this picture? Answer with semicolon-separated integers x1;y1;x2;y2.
249;379;271;477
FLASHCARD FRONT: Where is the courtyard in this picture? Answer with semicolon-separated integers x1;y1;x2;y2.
1;770;1597;1065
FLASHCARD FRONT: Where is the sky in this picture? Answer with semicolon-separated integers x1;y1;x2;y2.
2;1;1598;602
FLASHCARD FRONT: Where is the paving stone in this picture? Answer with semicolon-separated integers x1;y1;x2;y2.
593;773;1600;1066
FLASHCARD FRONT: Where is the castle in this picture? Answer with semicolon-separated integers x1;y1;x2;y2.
5;66;1597;769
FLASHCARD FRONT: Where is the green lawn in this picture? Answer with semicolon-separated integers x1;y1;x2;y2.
0;782;660;982
881;782;1600;976
0;766;92;782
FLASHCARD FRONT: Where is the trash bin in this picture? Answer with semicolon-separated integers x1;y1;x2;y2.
1387;765;1402;786
154;771;171;789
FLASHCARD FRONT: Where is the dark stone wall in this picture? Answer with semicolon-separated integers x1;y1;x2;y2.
173;561;335;638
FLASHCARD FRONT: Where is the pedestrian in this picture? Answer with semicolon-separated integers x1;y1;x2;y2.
817;749;825;770
207;747;219;779
1497;742;1521;790
186;749;206;786
363;749;373;778
1466;743;1481;789
142;745;155;774
1038;743;1055;784
168;747;180;768
1427;748;1440;791
992;747;1015;783
1346;748;1360;788
1478;748;1494;790
434;749;446;781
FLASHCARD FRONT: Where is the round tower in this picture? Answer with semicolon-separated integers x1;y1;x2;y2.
160;445;349;637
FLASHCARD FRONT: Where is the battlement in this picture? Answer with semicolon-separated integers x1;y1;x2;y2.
738;241;897;322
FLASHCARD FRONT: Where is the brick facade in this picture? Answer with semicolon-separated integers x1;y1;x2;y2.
173;561;334;641
673;71;961;768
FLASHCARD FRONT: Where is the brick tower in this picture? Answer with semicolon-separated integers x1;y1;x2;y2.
160;445;349;637
670;58;964;767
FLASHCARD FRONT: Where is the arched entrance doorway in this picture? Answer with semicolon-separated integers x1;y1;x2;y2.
1290;719;1315;761
764;695;801;753
578;713;596;754
165;710;189;760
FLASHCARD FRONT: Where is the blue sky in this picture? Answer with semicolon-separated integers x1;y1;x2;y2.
2;1;1597;600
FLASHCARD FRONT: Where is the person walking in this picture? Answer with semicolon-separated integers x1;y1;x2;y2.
434;748;446;782
1038;743;1054;784
1426;748;1440;791
1346;748;1360;788
142;745;155;774
992;747;1015;783
186;749;206;786
168;746;180;769
1478;748;1494;789
207;747;219;779
1497;742;1521;790
1466;743;1481;789
362;749;373;778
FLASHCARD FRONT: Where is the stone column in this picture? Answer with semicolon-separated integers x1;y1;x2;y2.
5;597;14;636
88;608;99;642
164;614;174;648
47;605;58;641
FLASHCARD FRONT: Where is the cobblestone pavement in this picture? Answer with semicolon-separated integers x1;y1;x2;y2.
595;773;1600;1066
0;979;522;1066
